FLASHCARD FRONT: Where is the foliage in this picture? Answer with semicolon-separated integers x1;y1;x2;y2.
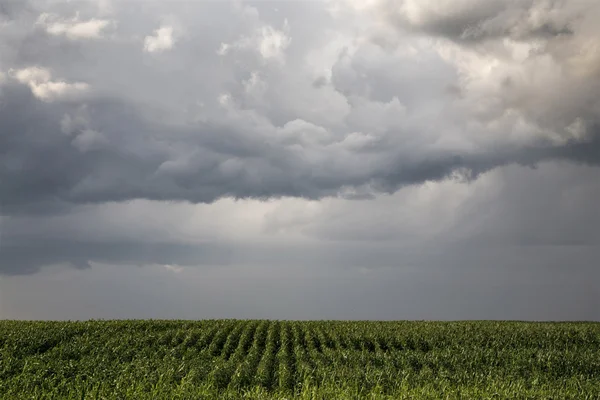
1;320;599;399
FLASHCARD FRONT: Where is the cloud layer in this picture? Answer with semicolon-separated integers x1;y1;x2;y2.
1;0;599;216
0;0;599;319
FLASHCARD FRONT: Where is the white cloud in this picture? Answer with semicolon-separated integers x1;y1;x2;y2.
219;20;291;64
218;92;232;108
36;12;113;40
9;67;89;102
216;43;230;56
144;26;176;53
258;22;291;63
277;119;333;146
11;66;51;83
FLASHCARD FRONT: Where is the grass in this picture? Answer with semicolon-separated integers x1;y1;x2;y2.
1;320;599;399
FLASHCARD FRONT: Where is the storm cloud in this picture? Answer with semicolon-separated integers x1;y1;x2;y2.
2;1;599;214
3;78;599;216
1;0;599;319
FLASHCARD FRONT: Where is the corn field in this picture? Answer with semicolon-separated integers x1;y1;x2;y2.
1;320;600;399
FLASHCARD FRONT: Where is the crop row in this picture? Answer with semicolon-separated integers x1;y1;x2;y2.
1;320;600;398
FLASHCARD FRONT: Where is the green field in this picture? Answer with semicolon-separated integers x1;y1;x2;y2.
1;320;600;399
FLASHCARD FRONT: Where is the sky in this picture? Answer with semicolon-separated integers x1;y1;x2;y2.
1;0;599;320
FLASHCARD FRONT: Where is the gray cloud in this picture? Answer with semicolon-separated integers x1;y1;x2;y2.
0;239;234;275
377;0;582;42
0;0;599;322
1;159;599;276
1;1;598;218
2;244;599;320
0;232;430;276
1;78;599;216
2;1;598;219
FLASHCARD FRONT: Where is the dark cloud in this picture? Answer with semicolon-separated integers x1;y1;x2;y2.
0;0;599;324
1;77;600;217
379;0;581;43
0;239;235;275
0;232;430;275
1;1;597;221
2;241;599;320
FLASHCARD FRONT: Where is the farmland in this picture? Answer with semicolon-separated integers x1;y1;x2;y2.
1;321;600;399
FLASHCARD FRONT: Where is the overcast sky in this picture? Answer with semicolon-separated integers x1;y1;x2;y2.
1;0;599;320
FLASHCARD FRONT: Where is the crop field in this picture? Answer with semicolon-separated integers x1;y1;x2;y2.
1;321;600;399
